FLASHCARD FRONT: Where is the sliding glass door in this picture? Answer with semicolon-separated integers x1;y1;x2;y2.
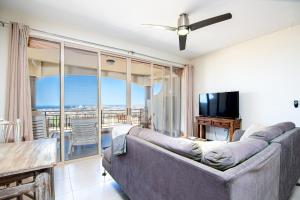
28;38;62;161
101;55;127;149
64;47;99;161
28;36;183;162
131;60;152;128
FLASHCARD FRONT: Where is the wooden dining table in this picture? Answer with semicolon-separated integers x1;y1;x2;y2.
0;138;57;200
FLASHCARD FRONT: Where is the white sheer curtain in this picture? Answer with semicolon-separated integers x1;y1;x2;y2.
182;65;194;137
5;22;33;141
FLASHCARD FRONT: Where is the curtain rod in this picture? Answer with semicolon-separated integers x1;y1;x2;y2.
0;20;186;67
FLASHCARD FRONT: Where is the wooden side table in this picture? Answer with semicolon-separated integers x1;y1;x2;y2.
195;116;241;141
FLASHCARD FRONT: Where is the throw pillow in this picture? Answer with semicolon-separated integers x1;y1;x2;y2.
240;123;266;141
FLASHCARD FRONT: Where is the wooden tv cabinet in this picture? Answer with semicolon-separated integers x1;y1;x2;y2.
195;116;241;142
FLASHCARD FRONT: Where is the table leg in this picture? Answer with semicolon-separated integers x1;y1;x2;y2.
229;127;234;142
16;180;23;200
48;168;55;200
200;125;206;139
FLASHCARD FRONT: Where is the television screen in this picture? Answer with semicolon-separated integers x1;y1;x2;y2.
199;91;239;119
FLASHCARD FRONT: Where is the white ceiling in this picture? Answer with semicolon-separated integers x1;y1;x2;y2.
1;0;300;59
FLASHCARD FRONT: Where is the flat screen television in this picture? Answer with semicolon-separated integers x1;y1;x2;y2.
199;91;239;119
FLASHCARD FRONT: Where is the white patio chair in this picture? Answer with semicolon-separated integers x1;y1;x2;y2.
0;119;21;143
68;118;98;155
32;111;58;140
32;115;48;139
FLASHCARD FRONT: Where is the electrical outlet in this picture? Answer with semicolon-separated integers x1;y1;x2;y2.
294;100;299;108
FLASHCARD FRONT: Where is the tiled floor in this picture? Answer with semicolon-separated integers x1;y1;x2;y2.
55;157;300;200
290;185;300;200
54;157;128;200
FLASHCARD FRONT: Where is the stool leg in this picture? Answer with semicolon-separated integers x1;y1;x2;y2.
17;180;23;200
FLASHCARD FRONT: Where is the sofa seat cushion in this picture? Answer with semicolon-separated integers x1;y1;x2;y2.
249;126;284;143
129;127;202;161
103;147;112;163
194;140;228;156
202;138;268;171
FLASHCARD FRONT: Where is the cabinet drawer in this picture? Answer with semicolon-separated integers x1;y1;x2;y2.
212;121;231;128
199;119;212;125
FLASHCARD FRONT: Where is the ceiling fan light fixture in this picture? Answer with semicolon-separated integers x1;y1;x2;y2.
177;26;189;36
141;12;232;51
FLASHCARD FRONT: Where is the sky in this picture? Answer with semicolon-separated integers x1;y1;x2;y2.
35;75;148;108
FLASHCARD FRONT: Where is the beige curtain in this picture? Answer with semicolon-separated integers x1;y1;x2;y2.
182;65;194;137
5;22;33;141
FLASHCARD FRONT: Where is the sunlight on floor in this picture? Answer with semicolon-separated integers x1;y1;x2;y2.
54;157;128;200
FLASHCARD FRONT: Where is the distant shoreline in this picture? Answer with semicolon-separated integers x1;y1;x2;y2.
34;105;144;110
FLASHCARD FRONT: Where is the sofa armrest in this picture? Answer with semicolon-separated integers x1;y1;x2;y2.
224;143;281;200
232;129;245;141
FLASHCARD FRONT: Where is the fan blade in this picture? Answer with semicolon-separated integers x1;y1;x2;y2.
141;24;177;31
189;13;232;31
179;35;187;51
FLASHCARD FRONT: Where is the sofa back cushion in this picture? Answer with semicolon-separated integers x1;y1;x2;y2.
202;138;268;171
129;127;202;161
248;122;296;143
272;122;295;132
249;126;284;143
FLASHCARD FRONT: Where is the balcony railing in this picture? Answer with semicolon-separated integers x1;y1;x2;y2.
42;109;146;131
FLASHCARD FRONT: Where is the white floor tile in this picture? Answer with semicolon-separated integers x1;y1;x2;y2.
290;186;300;200
55;193;74;200
54;157;128;200
70;173;105;191
54;165;70;182
73;183;121;200
54;177;73;196
68;159;101;178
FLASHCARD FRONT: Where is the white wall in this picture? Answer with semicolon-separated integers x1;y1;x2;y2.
192;25;300;140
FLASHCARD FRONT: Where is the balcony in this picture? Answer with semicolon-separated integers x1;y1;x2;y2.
33;108;148;160
42;108;147;132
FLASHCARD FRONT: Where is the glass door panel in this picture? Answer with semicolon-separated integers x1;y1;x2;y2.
28;38;62;161
101;55;127;150
152;65;171;135
131;60;151;128
172;67;183;137
64;47;99;160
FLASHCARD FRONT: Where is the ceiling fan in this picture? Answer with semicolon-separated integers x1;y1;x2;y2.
142;13;232;51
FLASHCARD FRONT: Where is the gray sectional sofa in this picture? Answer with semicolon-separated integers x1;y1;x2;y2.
234;123;300;200
102;123;300;200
